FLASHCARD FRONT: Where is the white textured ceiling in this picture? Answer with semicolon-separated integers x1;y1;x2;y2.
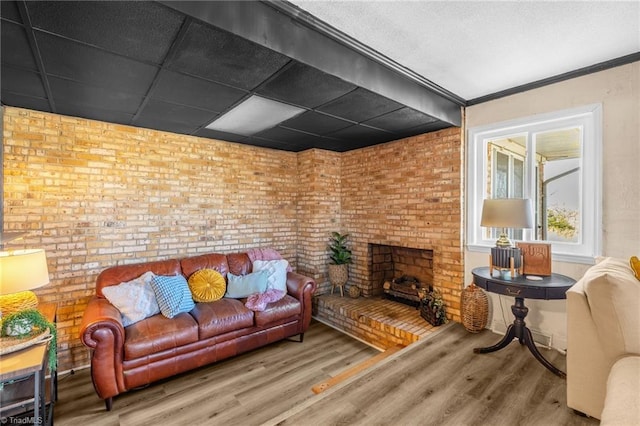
289;0;640;100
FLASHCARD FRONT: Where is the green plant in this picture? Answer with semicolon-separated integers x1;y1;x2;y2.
1;309;57;371
547;207;578;238
328;232;352;265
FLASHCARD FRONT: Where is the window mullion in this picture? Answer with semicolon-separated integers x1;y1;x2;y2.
523;131;536;242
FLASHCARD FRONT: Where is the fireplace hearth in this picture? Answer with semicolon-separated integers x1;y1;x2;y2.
313;294;436;349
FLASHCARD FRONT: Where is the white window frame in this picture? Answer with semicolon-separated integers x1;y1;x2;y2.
467;103;602;264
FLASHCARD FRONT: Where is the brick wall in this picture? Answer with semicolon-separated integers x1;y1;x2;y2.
338;128;464;320
2;107;463;371
295;149;342;293
2;107;299;370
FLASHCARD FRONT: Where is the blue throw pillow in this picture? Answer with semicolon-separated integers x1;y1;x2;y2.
225;270;268;298
150;275;195;318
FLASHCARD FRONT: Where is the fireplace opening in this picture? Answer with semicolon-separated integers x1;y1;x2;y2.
383;275;424;306
368;244;434;305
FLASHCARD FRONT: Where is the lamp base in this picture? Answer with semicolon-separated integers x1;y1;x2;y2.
0;290;39;316
489;247;523;278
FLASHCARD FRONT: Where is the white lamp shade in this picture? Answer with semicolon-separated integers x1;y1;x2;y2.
0;249;50;295
480;198;534;229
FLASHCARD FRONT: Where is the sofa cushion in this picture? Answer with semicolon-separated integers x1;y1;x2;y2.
227;252;252;276
254;294;301;327
601;356;640;425
189;299;254;340
97;259;181;297
188;269;226;302
151;275;196;319
124;312;198;360
102;271;159;326
583;257;640;359
225;270;268;298
180;253;228;279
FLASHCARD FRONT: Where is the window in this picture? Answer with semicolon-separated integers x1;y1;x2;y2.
467;104;602;263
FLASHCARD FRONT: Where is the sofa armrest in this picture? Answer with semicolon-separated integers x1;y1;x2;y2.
286;272;317;333
79;297;126;399
286;272;316;299
566;280;609;419
80;297;125;347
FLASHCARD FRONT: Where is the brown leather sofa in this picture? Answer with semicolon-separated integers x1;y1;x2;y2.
80;252;316;410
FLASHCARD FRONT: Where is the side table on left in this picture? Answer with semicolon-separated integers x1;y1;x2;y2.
0;303;57;426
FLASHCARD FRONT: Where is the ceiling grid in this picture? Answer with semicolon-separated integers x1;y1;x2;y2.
1;1;638;152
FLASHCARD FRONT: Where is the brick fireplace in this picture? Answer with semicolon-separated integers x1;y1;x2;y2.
368;243;434;299
310;128;463;349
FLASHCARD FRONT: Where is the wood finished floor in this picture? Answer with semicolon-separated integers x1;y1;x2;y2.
54;320;599;426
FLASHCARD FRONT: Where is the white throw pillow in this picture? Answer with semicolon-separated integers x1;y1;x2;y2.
102;271;160;326
252;259;288;293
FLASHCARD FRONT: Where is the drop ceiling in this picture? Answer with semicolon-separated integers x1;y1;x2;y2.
1;1;638;152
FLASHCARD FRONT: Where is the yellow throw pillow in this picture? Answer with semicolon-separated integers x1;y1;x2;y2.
188;269;226;302
630;256;640;281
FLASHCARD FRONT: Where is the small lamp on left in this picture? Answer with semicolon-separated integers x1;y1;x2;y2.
0;249;50;316
481;198;533;277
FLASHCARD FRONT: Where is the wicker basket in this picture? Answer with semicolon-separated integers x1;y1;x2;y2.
461;283;489;333
0;328;51;356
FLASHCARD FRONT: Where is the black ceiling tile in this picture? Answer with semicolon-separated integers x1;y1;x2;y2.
36;33;158;95
195;128;247;144
134;99;216;132
55;101;133;125
394;121;452;139
254;126;326;146
256;61;356;108
133;119;201;135
152;70;247;113
327;124;395;144
345;139;387;151
26;1;184;64
167;21;290;90
1;66;46;98
48;76;144;115
1;21;38;71
362;107;438;132
36;32;158;95
1;92;51;113
317;88;403;123
315;139;355;152
245;137;300;151
1;1;22;23
306;137;353;152
280;111;352;135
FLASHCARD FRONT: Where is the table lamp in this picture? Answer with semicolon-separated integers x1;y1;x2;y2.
0;248;50;316
480;198;533;277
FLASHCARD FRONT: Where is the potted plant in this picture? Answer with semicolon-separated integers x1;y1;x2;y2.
1;309;57;371
328;232;352;297
419;287;447;326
